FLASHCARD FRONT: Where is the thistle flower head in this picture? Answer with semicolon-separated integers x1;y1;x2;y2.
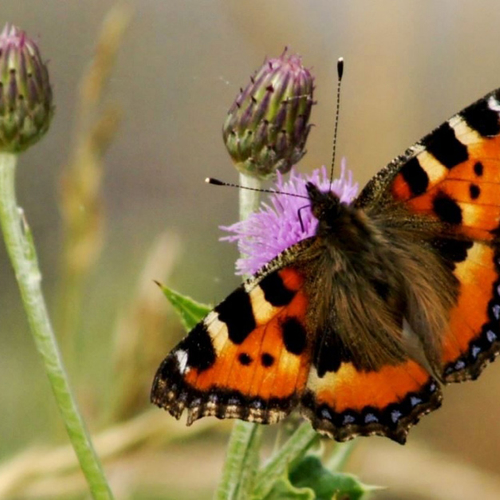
221;160;359;275
223;48;314;180
0;23;54;153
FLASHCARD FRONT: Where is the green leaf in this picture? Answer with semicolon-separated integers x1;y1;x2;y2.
263;476;315;500
156;282;211;331
289;456;377;500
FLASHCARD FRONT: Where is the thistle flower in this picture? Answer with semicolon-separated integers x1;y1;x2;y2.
0;23;54;153
221;160;359;275
223;49;314;179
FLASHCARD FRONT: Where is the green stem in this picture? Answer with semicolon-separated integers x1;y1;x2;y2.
215;421;262;500
0;153;113;500
252;423;318;499
214;172;263;500
238;172;262;222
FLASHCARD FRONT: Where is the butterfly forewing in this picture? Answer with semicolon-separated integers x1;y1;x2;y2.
151;266;314;425
356;88;500;382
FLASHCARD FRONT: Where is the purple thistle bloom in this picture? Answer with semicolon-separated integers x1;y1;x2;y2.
221;159;359;275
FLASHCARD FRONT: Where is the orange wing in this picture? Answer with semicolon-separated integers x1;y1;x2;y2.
151;267;313;425
440;241;500;382
357;88;500;382
301;360;441;444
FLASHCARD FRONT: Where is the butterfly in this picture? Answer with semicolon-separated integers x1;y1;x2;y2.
151;88;500;444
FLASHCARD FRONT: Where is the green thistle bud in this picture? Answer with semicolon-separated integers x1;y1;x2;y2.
223;49;314;179
0;24;54;153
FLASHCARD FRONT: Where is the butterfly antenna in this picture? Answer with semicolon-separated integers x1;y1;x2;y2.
205;177;308;200
329;57;344;188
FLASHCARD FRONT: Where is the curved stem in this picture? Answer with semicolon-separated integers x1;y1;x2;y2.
0;152;113;500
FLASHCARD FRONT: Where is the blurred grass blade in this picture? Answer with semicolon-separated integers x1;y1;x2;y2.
57;4;132;358
0;409;217;498
157;283;211;331
110;232;181;421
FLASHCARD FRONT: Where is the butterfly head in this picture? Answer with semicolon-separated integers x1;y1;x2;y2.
306;182;342;227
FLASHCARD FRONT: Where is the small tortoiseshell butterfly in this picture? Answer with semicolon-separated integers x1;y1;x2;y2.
151;88;500;444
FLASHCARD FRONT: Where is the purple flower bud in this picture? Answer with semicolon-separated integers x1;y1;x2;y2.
0;24;54;153
223;49;314;179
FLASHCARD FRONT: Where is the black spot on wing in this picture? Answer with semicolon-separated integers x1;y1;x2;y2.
474;161;484;176
422;122;468;169
281;317;307;355
238;353;252;366
432;193;462;224
314;330;355;377
469;184;480;200
158;353;178;380
215;287;256;344
315;336;342;377
261;353;275;367
400;157;429;196
430;238;473;270
461;98;500;137
259;271;296;306
178;322;216;372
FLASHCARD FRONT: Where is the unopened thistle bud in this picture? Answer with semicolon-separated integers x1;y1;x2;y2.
0;24;54;153
223;49;314;179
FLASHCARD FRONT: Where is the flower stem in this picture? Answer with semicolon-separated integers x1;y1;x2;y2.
252;422;319;499
215;172;262;500
215;420;262;500
238;173;262;222
0;152;114;500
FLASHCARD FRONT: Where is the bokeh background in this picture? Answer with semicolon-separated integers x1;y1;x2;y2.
2;1;500;499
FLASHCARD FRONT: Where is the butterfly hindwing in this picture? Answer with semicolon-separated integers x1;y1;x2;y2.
301;360;442;444
151;265;313;425
356;88;500;383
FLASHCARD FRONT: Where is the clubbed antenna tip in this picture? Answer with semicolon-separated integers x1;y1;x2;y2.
337;57;344;80
205;177;224;186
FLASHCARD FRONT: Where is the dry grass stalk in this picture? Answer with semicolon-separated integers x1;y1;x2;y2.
110;232;182;421
57;4;132;351
0;409;217;498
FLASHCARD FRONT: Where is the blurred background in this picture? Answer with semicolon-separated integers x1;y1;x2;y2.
2;1;500;499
